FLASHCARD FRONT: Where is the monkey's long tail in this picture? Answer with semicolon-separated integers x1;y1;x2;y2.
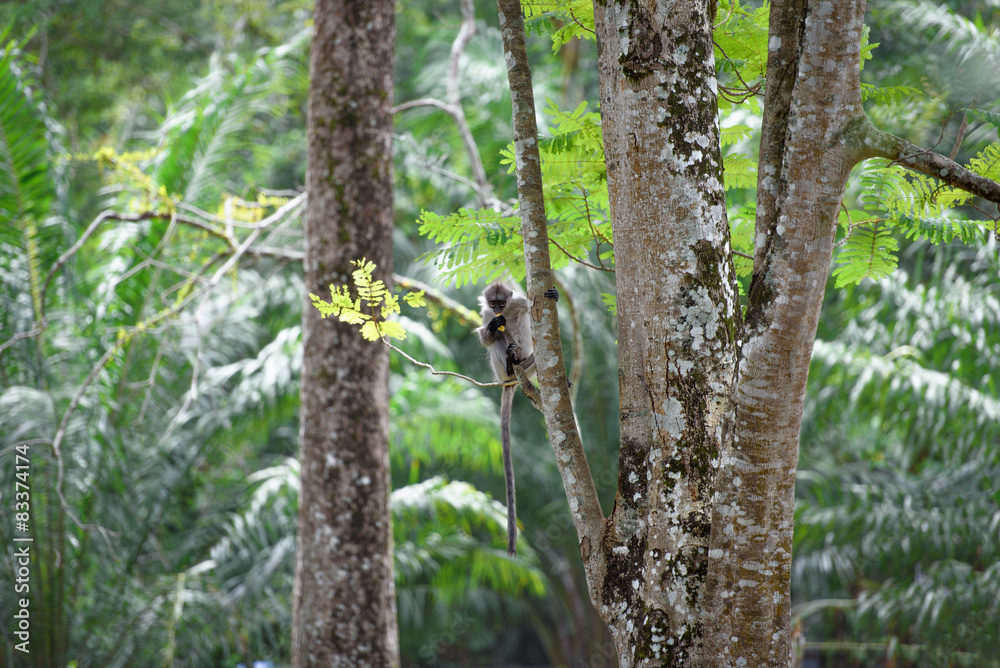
501;383;517;557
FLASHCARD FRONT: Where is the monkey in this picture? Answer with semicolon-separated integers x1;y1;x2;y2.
477;280;558;556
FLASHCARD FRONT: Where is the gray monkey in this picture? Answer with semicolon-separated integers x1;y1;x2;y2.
477;281;557;556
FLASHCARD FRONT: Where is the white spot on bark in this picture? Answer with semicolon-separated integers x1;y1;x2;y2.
769;35;782;51
673;44;689;65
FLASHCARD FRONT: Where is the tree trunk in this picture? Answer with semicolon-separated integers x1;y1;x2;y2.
292;0;399;666
492;1;1000;666
704;1;871;664
592;0;740;664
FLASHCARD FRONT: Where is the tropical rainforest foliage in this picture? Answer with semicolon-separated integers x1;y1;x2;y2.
0;0;997;666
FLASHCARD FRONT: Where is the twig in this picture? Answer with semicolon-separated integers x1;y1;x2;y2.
949;112;968;161
549;235;615;272
381;339;505;388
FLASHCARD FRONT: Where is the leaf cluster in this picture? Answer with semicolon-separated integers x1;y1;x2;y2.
833;145;1000;286
309;259;426;341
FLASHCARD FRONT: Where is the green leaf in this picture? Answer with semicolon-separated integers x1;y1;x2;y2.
833;223;899;287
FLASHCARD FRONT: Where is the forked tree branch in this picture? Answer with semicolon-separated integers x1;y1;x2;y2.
494;0;605;574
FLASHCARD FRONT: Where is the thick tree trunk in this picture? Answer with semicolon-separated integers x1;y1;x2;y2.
497;1;1000;666
703;0;871;665
292;1;399;666
592;1;740;664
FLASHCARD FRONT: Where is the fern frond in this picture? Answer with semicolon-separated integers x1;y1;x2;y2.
896;215;986;244
833;222;899;287
728;204;755;279
722;153;758;190
966;142;1000;182
0;34;63;328
720;124;754;147
968;109;1000;140
858;159;971;218
522;1;596;49
860;83;922;105
418;208;524;287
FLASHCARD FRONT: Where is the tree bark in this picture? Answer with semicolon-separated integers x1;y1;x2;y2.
492;0;1000;666
704;0;870;665
592;0;740;664
292;1;399;666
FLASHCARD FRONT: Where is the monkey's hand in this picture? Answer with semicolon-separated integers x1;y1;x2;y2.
487;314;506;333
544;287;559;301
505;342;522;376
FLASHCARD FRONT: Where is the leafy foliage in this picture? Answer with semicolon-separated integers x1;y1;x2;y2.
798;239;1000;662
712;0;769;109
310;259;427;340
859;82;923;105
833;152;998;285
0;32;66;359
832;221;899;287
522;0;595;51
419;100;612;286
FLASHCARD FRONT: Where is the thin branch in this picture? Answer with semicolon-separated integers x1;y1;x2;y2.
393;97;495;210
394;133;497;207
549;235;615;272
392;1;501;214
863;120;1000;205
567;6;596;37
449;0;477;108
732;249;754;261
381;339;503;388
713;42;764;103
495;0;605;575
949;112;969;161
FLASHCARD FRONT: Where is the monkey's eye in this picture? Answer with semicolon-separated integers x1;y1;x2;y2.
489;300;505;310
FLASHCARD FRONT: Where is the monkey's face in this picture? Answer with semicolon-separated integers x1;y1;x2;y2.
487;296;506;314
484;283;513;314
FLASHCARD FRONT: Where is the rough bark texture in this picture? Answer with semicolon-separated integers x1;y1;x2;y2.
593;0;740;665
493;1;1000;666
704;1;870;665
494;0;606;578
292;1;399;666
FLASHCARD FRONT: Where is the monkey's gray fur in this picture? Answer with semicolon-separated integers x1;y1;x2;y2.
477;281;558;556
477;281;533;556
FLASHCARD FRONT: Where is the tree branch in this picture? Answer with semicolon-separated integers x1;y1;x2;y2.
863;120;1000;206
495;0;605;573
380;339;506;388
